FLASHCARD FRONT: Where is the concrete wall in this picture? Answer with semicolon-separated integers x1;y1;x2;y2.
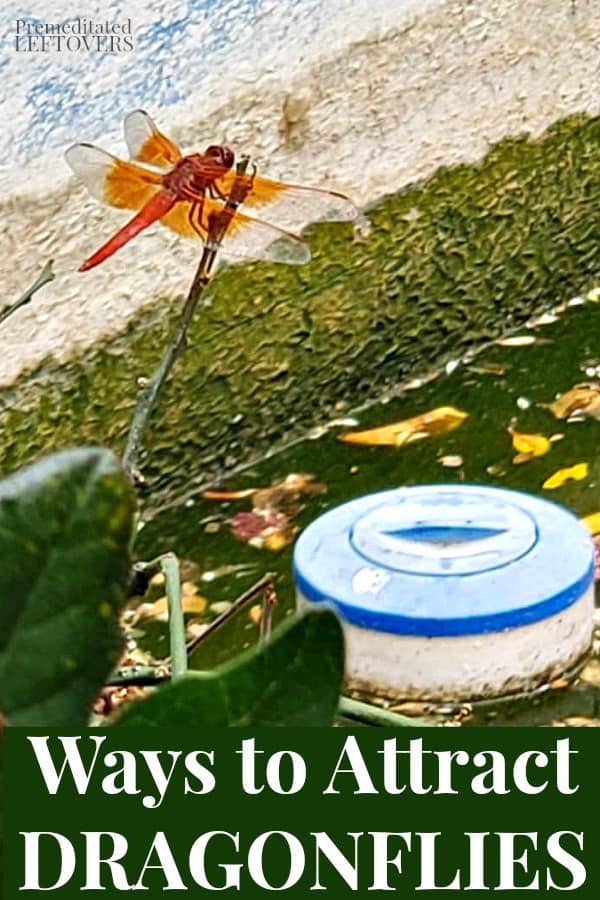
1;0;599;386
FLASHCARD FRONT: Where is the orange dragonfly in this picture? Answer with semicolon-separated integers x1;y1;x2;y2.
65;110;364;272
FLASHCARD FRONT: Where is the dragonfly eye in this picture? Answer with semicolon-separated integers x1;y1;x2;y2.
205;145;234;169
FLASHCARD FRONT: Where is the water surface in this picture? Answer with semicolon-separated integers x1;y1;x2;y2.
134;293;600;725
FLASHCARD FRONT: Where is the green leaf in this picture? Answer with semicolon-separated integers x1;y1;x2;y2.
0;448;134;726
116;609;344;726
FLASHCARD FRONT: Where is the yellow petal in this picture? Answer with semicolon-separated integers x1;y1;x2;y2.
508;428;550;464
581;511;600;535
542;463;588;490
339;407;468;447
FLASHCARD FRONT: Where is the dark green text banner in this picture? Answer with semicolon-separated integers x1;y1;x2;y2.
3;728;598;896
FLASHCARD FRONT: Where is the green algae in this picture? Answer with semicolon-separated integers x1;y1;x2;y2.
2;113;600;501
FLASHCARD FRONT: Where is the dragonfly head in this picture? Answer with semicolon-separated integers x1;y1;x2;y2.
204;145;234;172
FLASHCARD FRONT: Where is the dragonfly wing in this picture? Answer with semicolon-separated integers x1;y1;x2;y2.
124;110;182;168
160;201;198;238
221;210;310;265
65;143;162;210
160;197;310;265
215;172;363;232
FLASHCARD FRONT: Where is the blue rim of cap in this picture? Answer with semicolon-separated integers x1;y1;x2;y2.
293;485;595;637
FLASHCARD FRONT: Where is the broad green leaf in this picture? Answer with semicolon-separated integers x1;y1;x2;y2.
116;609;344;726
0;448;134;726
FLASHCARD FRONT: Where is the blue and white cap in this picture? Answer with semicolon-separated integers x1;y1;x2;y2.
293;485;595;637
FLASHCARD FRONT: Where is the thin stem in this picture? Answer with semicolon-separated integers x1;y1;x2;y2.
0;260;54;326
131;555;169;575
119;566;274;683
122;158;253;482
160;552;187;681
259;580;277;641
108;572;276;685
121;256;211;479
338;696;433;728
186;573;275;657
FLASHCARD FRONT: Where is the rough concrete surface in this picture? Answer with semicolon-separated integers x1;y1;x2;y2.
1;0;599;386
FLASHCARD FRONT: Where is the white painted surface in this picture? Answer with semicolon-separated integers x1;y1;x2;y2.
299;586;595;701
1;0;599;384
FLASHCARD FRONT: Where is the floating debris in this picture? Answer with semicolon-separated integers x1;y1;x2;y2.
557;716;600;727
339;406;468;447
130;582;207;624
203;488;256;501
497;335;537;347
94;685;148;718
329;417;360;428
581;512;600;535
542;463;588;490
205;474;324;510
439;454;463;468
206;473;326;552
516;396;531;410
209;600;233;616
533;312;559;326
583;365;600;379
248;603;263;625
468;362;507;377
200;563;258;582
230;510;296;551
186;622;210;641
389;701;432;717
543;383;600;420
509;428;551;465
252;473;326;513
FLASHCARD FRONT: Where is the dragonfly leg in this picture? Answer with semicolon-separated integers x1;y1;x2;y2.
187;198;209;237
208;183;226;201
